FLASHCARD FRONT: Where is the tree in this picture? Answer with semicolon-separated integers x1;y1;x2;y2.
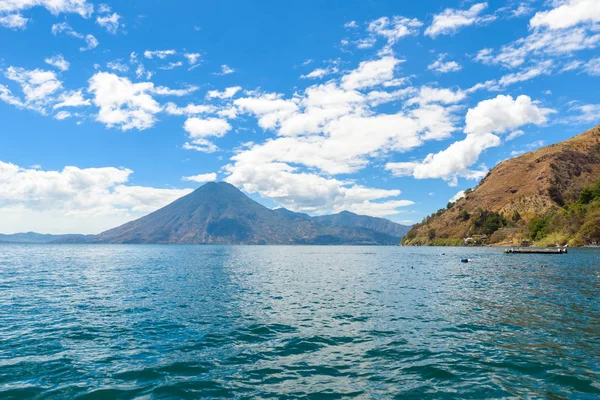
529;217;550;241
428;228;437;240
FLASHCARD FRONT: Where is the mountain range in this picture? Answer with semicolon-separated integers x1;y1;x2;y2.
2;182;411;245
403;124;600;246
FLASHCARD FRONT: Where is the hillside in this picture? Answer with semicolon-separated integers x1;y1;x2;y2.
0;232;89;244
403;124;600;247
313;211;411;238
84;182;410;245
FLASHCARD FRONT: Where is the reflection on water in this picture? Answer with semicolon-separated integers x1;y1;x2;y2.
0;245;599;398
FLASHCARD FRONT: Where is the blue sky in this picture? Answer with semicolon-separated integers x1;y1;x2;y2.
0;0;598;234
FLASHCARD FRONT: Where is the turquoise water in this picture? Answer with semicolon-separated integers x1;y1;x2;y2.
1;245;599;399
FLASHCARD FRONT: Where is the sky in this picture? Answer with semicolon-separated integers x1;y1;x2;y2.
0;0;599;234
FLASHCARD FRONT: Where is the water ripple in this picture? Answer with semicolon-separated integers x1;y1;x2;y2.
0;244;599;398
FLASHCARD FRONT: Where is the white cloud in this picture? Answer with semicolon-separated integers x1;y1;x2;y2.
506;129;524;141
51;22;98;51
53;90;90;109
530;0;600;30
214;64;235;75
225;161;413;217
106;60;129;73
425;2;494;38
449;190;465;203
214;64;236;75
341;56;402;90
584;56;600;75
152;85;198;96
427;53;461;74
184;53;201;65
406;86;466;106
0;13;27;29
0;160;192;234
88;72;162;131
182;172;218;183
96;12;123;34
568;103;600;123
344;20;358;29
464;94;554;135
54;110;71;120
184;117;231;137
366;16;423;46
301;66;339;79
206;86;242;99
475;27;600;68
159;61;183;70
182;117;231;152
164;103;215;116
0;0;93;18
5;66;62;103
44;54;69;71
144;49;176;59
386;94;554;185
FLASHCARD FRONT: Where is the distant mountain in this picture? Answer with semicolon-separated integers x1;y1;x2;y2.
404;124;600;246
81;182;410;245
0;232;88;244
313;211;412;238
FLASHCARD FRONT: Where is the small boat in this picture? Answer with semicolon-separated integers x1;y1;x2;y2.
461;258;472;263
504;247;568;254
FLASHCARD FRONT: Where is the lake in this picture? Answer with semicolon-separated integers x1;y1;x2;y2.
1;245;599;398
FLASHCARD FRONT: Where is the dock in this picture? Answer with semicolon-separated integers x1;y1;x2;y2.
504;247;568;254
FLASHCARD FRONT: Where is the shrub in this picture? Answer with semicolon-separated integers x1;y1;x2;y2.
579;214;600;244
512;210;521;222
460;210;470;221
471;209;505;235
528;216;551;241
428;228;437;240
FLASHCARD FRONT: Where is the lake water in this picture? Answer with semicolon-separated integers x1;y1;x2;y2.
1;245;599;399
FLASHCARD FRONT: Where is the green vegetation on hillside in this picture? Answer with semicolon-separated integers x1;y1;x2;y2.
403;179;600;247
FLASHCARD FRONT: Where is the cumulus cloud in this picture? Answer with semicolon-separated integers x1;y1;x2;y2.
182;173;218;183
44;54;70;71
96;12;123;34
425;2;494;38
53;90;90;109
464;94;554;135
87;72;162;131
427;53;461;74
53;110;71;120
530;0;600;30
366;16;422;47
225;161;413;217
301;66;339;79
386;94;554;185
0;0;93;19
341;56;403;90
449;190;465;203
475;19;600;68
0;13;27;29
4;66;62;104
206;86;242;99
182;117;231;152
0;160;192;234
184;53;201;67
214;64;235;75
